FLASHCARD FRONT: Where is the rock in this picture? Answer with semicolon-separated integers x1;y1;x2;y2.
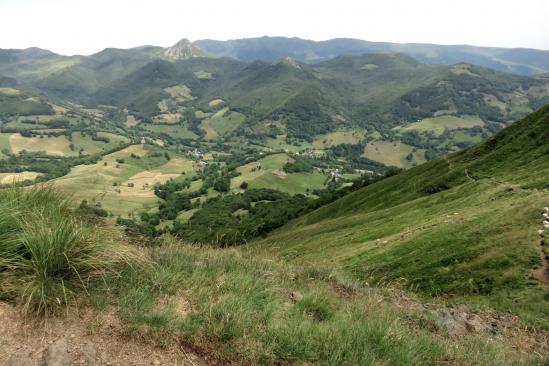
45;338;70;366
290;291;303;302
464;314;488;333
164;38;204;60
153;359;161;365
82;342;97;366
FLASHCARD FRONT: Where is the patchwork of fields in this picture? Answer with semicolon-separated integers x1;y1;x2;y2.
51;145;197;216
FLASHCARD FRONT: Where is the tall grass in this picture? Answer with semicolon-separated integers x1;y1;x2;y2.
0;185;139;315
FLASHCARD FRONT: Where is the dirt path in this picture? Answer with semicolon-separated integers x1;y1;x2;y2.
464;168;477;182
0;302;206;366
532;247;549;285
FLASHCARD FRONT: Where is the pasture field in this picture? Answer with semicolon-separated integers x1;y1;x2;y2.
360;63;379;70
262;135;313;153
157;85;193;113
0;132;129;157
0;87;21;95
484;94;507;112
164;84;192;100
311;129;367;149
208;98;224;107
176;208;198;223
71;132;130;155
142;123;197;139
230;153;326;194
450;63;480;76
399;115;485;135
0;133;11;157
3;120;49;129
0;171;42;184
9;133;73;156
193;70;214;79
200;107;245;140
362;140;426;168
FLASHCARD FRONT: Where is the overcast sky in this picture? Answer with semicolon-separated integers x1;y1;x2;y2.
1;0;548;55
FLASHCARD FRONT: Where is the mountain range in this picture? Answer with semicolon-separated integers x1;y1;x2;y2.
196;36;549;75
1;37;549;174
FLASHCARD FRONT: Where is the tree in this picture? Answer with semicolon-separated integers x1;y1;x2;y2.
213;176;230;193
240;181;249;189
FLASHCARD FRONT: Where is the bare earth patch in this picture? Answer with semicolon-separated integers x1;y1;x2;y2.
0;302;204;365
152;113;181;124
125;114;139;127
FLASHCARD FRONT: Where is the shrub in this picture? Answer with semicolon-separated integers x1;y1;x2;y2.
0;185;140;315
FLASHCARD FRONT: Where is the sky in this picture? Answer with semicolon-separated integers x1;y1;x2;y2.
1;0;548;55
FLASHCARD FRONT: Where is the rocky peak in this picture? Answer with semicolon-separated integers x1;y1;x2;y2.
164;38;205;60
272;56;301;69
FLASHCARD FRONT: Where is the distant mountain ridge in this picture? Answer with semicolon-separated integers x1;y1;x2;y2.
194;36;549;75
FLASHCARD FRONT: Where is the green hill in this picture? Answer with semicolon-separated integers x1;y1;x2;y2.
254;106;549;327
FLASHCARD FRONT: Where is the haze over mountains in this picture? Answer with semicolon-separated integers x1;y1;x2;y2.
4;35;549;75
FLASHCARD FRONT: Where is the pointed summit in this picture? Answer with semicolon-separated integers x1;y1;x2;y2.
164;38;207;60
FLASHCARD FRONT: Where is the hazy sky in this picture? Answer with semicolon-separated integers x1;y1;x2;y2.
1;0;548;55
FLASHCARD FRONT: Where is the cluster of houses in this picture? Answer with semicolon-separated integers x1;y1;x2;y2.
316;167;342;179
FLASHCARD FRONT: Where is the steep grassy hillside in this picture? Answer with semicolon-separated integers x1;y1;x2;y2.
254;106;549;327
2;188;547;365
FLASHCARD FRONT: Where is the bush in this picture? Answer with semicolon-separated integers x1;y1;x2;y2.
0;186;140;315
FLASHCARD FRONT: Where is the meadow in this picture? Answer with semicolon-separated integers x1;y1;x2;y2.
230;153;326;194
362;140;426;168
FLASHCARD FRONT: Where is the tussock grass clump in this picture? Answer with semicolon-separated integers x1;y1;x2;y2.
0;185;139;315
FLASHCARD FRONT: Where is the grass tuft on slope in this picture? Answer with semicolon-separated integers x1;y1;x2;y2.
0;185;140;315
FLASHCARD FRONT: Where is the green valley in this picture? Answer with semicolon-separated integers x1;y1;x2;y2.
1;29;549;365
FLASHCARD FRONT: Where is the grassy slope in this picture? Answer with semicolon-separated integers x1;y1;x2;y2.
254;106;549;328
93;238;545;366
